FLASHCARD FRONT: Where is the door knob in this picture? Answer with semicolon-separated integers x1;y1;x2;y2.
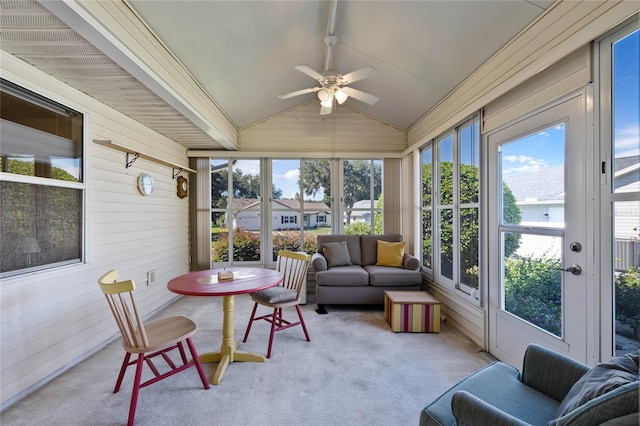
555;264;582;275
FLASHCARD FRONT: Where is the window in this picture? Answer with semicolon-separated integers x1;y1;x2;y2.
281;216;297;224
599;21;639;356
1;80;84;276
210;158;262;264
211;157;381;265
421;116;480;296
343;159;383;235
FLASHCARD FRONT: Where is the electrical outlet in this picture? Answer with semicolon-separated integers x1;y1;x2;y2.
146;270;155;286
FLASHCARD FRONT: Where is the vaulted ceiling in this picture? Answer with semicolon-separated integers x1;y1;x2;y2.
1;0;554;150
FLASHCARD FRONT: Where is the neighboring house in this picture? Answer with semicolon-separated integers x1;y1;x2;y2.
503;165;565;227
349;200;374;223
228;199;331;231
504;159;639;268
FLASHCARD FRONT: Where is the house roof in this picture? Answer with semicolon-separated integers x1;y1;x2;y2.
232;198;330;213
503;166;564;202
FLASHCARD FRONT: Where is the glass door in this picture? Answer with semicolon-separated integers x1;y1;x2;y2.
487;95;589;366
598;21;640;357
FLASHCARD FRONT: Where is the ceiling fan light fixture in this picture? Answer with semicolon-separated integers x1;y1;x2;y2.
335;89;348;105
320;97;333;108
317;88;332;102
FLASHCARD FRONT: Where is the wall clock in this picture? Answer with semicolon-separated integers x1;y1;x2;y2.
177;175;188;199
137;173;154;196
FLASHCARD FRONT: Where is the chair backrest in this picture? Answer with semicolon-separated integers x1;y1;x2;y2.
276;250;311;296
98;269;149;349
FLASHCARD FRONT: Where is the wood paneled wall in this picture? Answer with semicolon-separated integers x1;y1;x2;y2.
1;51;191;408
239;102;405;154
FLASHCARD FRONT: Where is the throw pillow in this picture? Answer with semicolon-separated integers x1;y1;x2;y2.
551;352;639;422
376;240;406;268
323;241;353;268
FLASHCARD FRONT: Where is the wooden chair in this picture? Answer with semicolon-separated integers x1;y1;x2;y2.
242;250;311;358
98;270;210;426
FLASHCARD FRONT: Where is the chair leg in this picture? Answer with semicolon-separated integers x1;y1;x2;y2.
243;302;259;342
266;307;278;358
114;352;132;393
186;338;210;389
127;354;145;426
296;305;311;341
177;341;188;364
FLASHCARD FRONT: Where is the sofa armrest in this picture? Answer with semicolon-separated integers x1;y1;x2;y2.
403;253;421;271
311;252;328;271
452;391;532;426
520;344;589;402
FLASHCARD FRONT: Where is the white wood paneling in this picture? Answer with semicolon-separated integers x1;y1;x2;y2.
54;0;238;149
0;52;191;408
426;283;485;348
239;102;405;154
407;1;639;150
483;44;591;133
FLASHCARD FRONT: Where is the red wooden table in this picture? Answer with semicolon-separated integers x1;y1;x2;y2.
168;268;283;384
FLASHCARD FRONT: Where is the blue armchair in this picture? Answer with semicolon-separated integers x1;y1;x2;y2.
420;344;639;426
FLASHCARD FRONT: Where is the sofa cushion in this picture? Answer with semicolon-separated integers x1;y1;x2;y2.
376;240;405;267
420;361;559;426
315;265;369;287
550;352;639;425
317;234;362;265
360;234;402;265
364;265;422;286
323;241;353;268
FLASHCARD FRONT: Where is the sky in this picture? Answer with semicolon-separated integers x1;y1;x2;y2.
503;29;639;177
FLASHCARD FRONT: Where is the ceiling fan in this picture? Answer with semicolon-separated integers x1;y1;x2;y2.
278;2;379;116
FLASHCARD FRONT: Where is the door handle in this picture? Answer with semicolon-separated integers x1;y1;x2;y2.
555;264;582;275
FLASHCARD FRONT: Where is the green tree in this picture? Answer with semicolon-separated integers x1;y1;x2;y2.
302;160;332;206
302;160;381;224
422;161;521;287
211;162;282;208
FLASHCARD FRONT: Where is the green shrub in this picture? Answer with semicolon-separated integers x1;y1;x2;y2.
213;229;320;262
615;267;640;338
211;228;261;262
504;253;562;335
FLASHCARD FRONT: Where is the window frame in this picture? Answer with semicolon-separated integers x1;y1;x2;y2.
210;156;383;268
0;79;87;278
421;114;480;299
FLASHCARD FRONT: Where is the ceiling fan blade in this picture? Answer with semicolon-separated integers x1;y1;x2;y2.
320;104;333;115
278;87;321;99
294;65;325;82
341;87;379;105
340;66;377;85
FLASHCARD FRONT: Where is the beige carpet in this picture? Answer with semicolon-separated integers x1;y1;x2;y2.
1;294;494;426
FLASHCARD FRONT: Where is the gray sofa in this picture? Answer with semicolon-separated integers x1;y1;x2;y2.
312;234;422;314
421;343;639;426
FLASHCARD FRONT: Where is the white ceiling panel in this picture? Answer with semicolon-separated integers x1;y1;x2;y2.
1;0;554;148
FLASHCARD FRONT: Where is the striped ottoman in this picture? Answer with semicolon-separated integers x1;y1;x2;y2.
384;290;440;332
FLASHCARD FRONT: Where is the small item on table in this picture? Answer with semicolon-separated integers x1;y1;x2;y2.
218;271;234;281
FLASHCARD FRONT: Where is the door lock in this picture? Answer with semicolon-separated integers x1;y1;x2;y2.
569;242;582;252
555;264;582;275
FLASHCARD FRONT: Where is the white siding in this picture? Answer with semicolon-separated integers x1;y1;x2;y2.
1;52;191;407
239;102;405;154
407;1;638;150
